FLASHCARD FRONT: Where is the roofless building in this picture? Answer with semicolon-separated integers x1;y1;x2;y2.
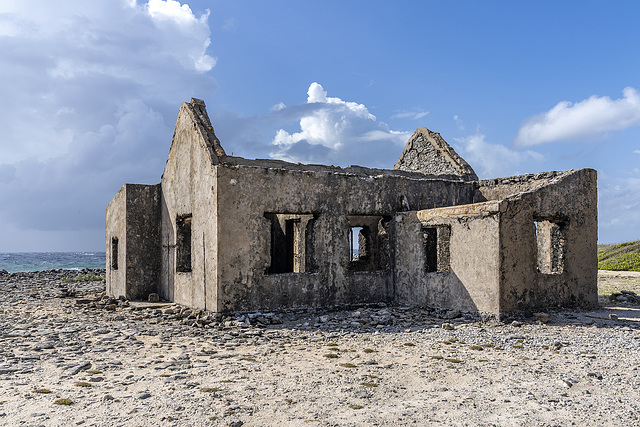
106;98;597;317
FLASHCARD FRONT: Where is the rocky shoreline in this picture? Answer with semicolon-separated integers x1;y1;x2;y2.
2;270;640;426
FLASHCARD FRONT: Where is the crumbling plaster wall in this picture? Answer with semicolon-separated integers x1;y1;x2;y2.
106;186;126;298
124;184;161;300
476;171;568;202
394;202;502;315
497;169;598;313
213;160;477;313
159;103;219;310
106;184;160;300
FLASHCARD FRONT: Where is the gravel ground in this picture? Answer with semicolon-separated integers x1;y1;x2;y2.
1;269;640;426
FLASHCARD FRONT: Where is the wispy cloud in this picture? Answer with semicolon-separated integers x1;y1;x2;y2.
221;17;237;31
599;173;640;242
391;110;430;120
515;87;640;147
454;133;543;178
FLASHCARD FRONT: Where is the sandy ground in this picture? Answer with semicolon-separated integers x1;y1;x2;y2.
1;270;640;426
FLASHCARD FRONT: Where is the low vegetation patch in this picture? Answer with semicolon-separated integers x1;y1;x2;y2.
339;363;357;368
359;382;378;387
53;398;74;405
598;241;640;271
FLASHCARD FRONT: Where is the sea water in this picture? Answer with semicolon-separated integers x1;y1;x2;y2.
0;252;106;273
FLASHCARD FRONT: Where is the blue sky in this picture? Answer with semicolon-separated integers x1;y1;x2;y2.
0;0;639;251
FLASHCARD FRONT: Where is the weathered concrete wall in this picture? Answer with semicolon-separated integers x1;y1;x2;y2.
159;100;219;310
498;169;598;313
106;184;161;300
213;160;476;313
106;186;126;298
394;202;502;314
124;184;161;300
476;171;567;202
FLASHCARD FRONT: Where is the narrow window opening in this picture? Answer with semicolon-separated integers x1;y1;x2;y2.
176;214;192;273
535;219;565;274
349;226;366;261
348;216;390;272
424;225;451;273
265;213;315;274
111;237;119;270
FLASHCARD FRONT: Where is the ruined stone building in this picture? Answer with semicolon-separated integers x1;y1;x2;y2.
106;98;598;317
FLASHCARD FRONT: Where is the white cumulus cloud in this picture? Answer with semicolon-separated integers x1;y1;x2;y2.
146;0;216;71
271;83;409;166
515;87;640;147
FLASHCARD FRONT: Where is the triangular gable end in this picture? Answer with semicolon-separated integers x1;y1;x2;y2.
394;127;478;181
168;98;227;167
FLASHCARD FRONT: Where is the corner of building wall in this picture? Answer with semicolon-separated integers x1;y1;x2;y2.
210;165;221;313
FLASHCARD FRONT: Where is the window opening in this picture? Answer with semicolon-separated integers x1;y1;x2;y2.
347;216;390;271
349;226;366;261
265;213;315;274
535;219;565;274
424;225;451;273
111;237;118;270
176;214;192;273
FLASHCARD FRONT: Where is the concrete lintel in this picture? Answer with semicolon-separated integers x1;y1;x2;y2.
416;200;503;222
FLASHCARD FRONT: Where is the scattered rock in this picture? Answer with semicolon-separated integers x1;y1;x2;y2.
444;310;461;319
67;361;91;375
533;313;550;323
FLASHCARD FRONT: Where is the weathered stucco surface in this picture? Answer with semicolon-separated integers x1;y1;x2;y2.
395;201;502;314
106;183;160;300
106;98;598;318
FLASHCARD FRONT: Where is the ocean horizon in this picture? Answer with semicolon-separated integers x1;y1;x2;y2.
0;252;106;273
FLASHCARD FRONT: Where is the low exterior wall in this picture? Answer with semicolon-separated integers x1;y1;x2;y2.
395;202;502;315
498;169;598;313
